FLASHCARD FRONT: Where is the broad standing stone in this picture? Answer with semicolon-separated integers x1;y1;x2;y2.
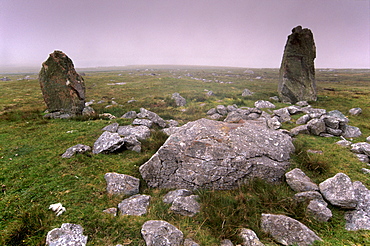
39;51;85;116
278;26;317;104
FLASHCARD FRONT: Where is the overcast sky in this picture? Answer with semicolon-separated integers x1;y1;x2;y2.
1;0;369;69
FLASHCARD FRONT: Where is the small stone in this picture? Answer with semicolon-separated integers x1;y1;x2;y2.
104;172;140;196
254;100;275;109
343;125;362;138
132;118;153;128
46;223;88;246
121;111;137;119
336;139;352;147
93;131;125;154
242;89;254;97
103;207;117;216
220;239;234;246
118;194;150;216
306;200;332;222
183;238;199;246
170;195;200;217
285;168;319;192
239;228;264;246
163;189;193;204
349;108;362;116
293;191;326;204
102;123;119;133
62;144;91;158
141;220;184;246
296;114;311;125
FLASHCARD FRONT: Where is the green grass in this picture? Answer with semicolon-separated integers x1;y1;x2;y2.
0;67;369;245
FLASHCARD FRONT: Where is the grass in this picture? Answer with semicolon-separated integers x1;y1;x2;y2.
0;66;369;245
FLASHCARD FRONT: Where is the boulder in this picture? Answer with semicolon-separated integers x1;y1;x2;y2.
285;168;318;192
139;118;294;190
351;142;370;155
344;181;370;231
306;200;332;222
319;173;357;209
239;228;264;246
296;114;311;125
141;220;184;246
261;213;322;246
122;135;142;153
93;131;125;154
290;125;309;136
163;189;193;204
61;144;91;158
307;118;326;136
216;105;228;116
121;111;137;119
46;223;88;246
343;125;362;138
39;51;85;117
254;100;275;109
137;108;166;128
172;92;187;106
117;125;151;140
132;118;153;128
104;172;140;196
278;26;317;104
102;123;119;133
170;195;200;217
118;194;150;216
293;191;326;204
273;108;291;123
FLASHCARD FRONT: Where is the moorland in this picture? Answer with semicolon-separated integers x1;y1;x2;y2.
0;66;369;245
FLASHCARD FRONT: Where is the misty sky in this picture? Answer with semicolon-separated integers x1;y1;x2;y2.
1;0;369;69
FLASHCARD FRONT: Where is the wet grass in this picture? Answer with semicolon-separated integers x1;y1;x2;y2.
0;67;369;245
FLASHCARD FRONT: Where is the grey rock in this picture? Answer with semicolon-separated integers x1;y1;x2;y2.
216;105;228;116
206;90;215;96
327;110;347;119
220;239;234;246
349;108;362;116
270;96;280;102
102;123;119;133
242;89;254;97
296;101;309;107
285;168;318;192
261;213;322;246
319;173;357;209
123;135;142;152
104;172;140;196
336;139;352;147
209;113;223;120
166;119;179;127
184;238;199;246
366;136;370;143
306;200;332;222
118;194;150;216
356;154;369;163
141;220;184;246
163;189;193;204
361;168;370;174
172;93;187;107
293;191;326;204
273;108;291;123
326;127;343;136
343;125;362;138
278;26;317;104
103;207;117;216
345;181;370;231
307;118;326;136
286;105;302;115
39;51;85;117
227;105;238;112
239;228;264;246
224;108;262;123
206;108;217;115
93;131;125;154
170;195;200;217
351;142;370;155
296;114;311;125
290;125;309;136
140;118;294;190
132;118;153;128
62;144;91;158
46;223;88;246
137;108;167;128
117;125;151;140
301;107;326;116
254;100;275;109
266;116;282;130
121;111;137;119
82;106;95;116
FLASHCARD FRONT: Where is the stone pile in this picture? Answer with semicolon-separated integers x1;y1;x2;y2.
61;108;177;157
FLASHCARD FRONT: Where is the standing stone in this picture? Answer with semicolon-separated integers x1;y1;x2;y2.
278;26;317;104
39;51;85;117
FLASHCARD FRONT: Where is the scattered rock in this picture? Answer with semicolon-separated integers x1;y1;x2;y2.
170;195;200;217
102;123;119;133
220;239;234;246
296;114;311;125
118;194;150;216
349;108;362;116
46;223;88;246
121;111;137;119
307;118;326;136
293;191;326;204
137;108;167;128
285;168;318;192
306;200;332;222
254;100;275;109
39;51;86;117
141;220;184;246
242;89;254;97
216;105;228;116
117;125;151;140
93;131;125;154
103;207;117;216
104;172;140;196
336;139;352;147
172;93;187;106
343;125;362;138
239;228;264;246
319;173;357;209
278;26;317;104
261;213;322;246
61;144;91;158
140;118;294;190
132;118;153;128
163;189;193;204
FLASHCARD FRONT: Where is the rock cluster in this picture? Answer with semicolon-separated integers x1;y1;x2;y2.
39;51;86;118
278;26;317;104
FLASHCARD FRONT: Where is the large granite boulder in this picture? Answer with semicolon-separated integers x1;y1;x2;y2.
39;50;85;117
46;223;88;246
278;26;317;104
261;214;322;246
139;118;294;190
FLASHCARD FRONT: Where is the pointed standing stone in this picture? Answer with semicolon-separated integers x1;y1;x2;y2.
39;50;85;117
278;26;317;104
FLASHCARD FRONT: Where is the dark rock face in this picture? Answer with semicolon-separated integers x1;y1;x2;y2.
278;26;317;104
139;118;294;190
39;50;85;116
